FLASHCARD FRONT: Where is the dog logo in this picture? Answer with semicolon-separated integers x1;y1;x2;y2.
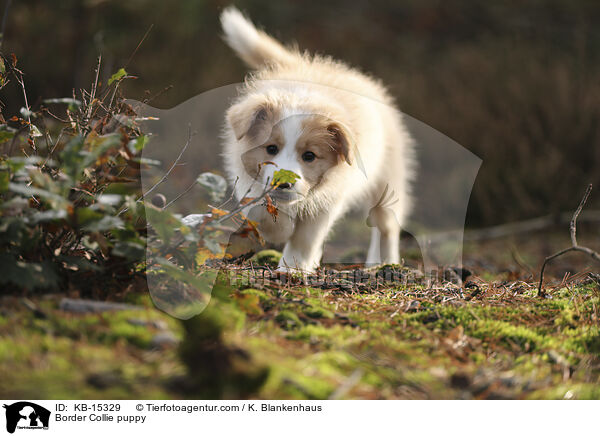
3;402;50;434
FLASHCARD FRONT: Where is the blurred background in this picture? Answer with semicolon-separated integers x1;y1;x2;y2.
0;1;598;401
2;0;600;227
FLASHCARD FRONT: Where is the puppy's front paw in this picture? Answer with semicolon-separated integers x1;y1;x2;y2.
276;259;316;274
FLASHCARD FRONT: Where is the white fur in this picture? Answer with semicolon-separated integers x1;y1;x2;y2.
220;9;261;63
220;7;415;272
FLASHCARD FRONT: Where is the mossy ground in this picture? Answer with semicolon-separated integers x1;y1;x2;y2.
0;293;185;399
2;254;598;399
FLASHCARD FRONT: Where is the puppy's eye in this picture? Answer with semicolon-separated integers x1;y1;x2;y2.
302;151;316;162
265;145;279;155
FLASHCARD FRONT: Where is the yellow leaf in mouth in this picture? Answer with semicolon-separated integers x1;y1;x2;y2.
271;169;300;187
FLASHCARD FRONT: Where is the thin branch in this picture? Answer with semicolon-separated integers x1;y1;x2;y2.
92;24;153;111
142;125;193;200
463;210;600;242
117;125;193;216
569;184;591;246
163;178;198;209
538;184;599;296
15;69;31;124
6;62;34;148
215;176;240;210
142;84;173;105
84;55;102;128
124;24;154;70
213;184;275;225
155;180;275;257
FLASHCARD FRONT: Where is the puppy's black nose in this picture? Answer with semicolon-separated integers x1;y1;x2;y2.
277;182;292;190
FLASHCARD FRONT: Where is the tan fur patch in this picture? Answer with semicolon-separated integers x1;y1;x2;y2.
240;125;284;180
295;116;343;189
238;114;347;193
226;96;280;142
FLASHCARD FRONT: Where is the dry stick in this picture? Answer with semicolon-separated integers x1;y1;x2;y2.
117;125;193;216
156;181;275;256
9;64;33;149
143;84;173;105
215;176;241;210
94;24;153;120
93;24;154;111
538;184;600;296
213;185;275;225
163;175;241;210
464;210;600;242
84;55;102;128
163;178;198;209
416;209;600;249
124;24;154;70
142;125;193;200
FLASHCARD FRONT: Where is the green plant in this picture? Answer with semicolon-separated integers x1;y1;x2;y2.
0;55;150;292
0;53;301;296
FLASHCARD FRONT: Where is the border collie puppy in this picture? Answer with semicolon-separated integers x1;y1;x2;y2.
220;7;415;272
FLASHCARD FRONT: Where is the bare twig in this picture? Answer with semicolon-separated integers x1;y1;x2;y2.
538;184;600;296
163;178;198;209
213;178;275;225
14;69;31;125
569;184;591;247
163;171;240;211
117;125;193;216
142;124;193;200
142;84;173;105
463;210;600;242
84;55;102;128
124;24;154;70
154;179;275;257
215;176;240;210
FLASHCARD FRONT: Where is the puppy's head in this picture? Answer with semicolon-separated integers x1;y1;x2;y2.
226;95;354;209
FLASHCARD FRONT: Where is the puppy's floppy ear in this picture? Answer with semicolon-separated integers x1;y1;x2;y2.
227;97;273;141
327;123;354;165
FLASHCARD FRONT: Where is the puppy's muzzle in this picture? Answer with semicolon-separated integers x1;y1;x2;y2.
270;185;298;203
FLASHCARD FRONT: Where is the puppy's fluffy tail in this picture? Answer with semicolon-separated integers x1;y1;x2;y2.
220;7;296;69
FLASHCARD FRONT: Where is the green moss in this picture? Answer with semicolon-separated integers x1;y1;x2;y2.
0;329;183;399
469;320;550;351
303;305;334;319
304;287;324;297
251;249;282;267
286;324;367;348
106;321;153;348
239;288;271;303
275;310;302;329
563;326;600;354
2;273;600;400
527;384;600;400
28;308;181;349
279;370;335;399
233;291;264;315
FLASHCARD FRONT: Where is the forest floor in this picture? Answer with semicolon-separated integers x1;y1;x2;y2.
1;229;599;400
